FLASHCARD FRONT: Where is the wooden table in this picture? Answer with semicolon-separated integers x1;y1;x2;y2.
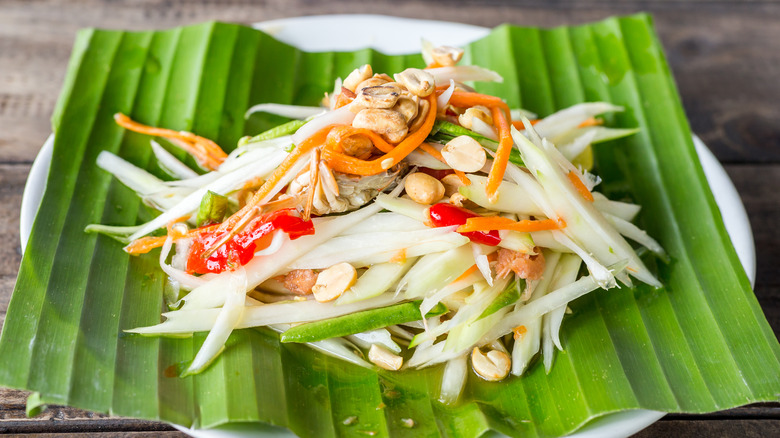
1;1;778;437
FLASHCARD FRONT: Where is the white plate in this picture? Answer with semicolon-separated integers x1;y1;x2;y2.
20;14;756;438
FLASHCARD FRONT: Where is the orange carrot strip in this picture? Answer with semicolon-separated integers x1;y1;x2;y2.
326;125;395;154
125;223;219;255
511;119;540;130
577;117;603;128
447;91;510;113
417;142;471;185
114;113;227;170
390;248;407;263
567;171;594;202
124;236;169;254
430;92;513;202
321;94;438;176
513;325;527;340
218;127;332;233
451;254;497;284
163;138;217;168
303;148;320;222
452;264;479;284
485;105;512;203
457;216;565;233
239;175;266;191
426;62;443;69
333;87;356;109
511;118;600;131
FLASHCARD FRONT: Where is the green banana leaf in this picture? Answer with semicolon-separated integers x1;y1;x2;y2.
1;14;779;438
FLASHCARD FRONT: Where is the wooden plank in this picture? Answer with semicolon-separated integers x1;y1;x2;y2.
637;419;780;437
725;165;780;288
0;1;778;435
0;1;779;163
5;434;186;438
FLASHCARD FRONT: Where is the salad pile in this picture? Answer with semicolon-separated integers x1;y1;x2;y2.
89;42;663;402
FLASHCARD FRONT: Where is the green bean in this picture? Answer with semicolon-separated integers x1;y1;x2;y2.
280;301;448;344
195;190;228;226
477;278;525;320
240;119;307;146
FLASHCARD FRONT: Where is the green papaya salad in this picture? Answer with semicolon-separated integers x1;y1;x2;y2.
88;41;663;403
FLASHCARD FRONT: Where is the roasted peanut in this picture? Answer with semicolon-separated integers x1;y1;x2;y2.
373;73;394;82
441;135;487;172
449;192;468;207
471;347;511;381
312;262;357;302
404;172;445;205
355;76;390;94
458;105;493;130
393;95;419;124
352;84;402;110
408;98;430;133
394;68;436;97
431;46;464;67
352;108;408;144
343;64;373;92
340;134;374;157
368;344;403;370
441;173;466;197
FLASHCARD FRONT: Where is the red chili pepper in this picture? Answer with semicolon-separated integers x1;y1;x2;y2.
186;209;314;274
428;203;501;246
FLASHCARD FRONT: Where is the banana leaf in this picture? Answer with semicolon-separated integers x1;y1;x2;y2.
1;15;778;438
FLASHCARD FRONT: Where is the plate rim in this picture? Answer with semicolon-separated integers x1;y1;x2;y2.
18;14;756;438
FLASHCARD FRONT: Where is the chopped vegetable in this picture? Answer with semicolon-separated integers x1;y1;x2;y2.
195;190;229;226
93;46;660;404
280;301;448;343
428;203;501;246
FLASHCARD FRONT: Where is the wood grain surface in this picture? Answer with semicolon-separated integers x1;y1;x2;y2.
0;1;778;437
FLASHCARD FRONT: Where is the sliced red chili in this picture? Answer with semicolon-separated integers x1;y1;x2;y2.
428;203;501;246
186;209;315;274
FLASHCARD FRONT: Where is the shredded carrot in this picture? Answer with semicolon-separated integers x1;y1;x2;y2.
452;264;479;284
435;92;513;202
511;119;540;130
485;105;512;203
577;117;603;128
333;87;356;109
457;216;565;233
125;223;219;255
239;175;266;191
303;148;320;222
390;248;407;263
511;118;600;131
447;91;510;114
322;94;438;176
164;138;215;167
417;142;470;185
567;171;594;202
124;236;169;254
218;127;333;233
450;253;496;283
114;113;227;170
426;62;443;69
326;125;394;154
166;215;192;237
513;325;527;340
